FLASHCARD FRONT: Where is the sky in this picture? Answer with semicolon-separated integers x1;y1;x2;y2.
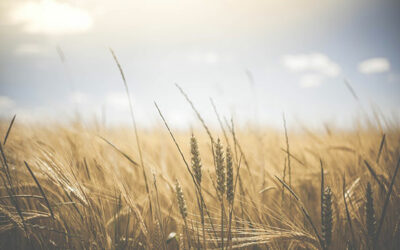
0;0;399;129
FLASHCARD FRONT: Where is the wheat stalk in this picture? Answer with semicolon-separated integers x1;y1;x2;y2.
226;146;234;249
190;134;206;248
175;180;190;248
191;135;202;186
366;182;376;248
322;186;333;249
215;139;226;249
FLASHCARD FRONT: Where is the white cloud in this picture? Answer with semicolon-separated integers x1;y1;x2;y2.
282;53;341;87
358;58;390;74
9;0;92;35
0;96;15;110
282;53;341;77
299;74;323;88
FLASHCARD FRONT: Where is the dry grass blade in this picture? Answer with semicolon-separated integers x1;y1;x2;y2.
152;173;166;250
320;160;324;228
364;160;386;192
258;186;276;194
275;175;323;249
342;175;356;248
98;136;139;167
375;156;400;246
0;194;44;200
376;134;385;164
110;48;127;86
224;117;253;186
154;102;193;178
175;83;215;144
210;98;230;147
232;154;242;206
0;146;28;236
281;148;305;167
344;79;359;102
24;161;54;219
0;142;13;184
283;114;291;190
3;114;16;146
110;48;152;219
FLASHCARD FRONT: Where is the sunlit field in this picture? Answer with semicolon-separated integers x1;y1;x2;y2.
0;100;399;249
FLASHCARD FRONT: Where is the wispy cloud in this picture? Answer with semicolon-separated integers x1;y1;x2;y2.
9;0;92;35
282;53;341;87
358;57;390;74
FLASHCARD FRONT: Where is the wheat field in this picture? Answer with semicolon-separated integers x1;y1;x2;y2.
1;0;399;249
0;103;399;250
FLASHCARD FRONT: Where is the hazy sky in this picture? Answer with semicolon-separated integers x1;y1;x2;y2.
0;0;399;128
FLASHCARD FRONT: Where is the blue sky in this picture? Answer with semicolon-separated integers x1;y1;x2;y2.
0;0;399;129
